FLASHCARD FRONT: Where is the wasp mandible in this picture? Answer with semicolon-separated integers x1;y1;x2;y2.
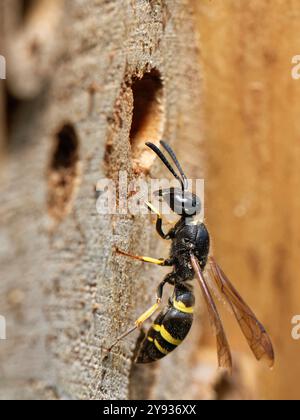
108;141;275;371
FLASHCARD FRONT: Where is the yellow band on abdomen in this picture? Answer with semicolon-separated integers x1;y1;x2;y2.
153;324;161;332
173;299;194;314
160;325;182;346
154;339;169;355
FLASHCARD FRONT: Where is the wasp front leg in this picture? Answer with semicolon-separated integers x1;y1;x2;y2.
145;201;174;240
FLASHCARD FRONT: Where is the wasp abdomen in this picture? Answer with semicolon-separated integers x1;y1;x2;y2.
136;285;194;363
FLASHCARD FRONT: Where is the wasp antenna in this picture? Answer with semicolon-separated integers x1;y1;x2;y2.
146;142;184;190
160;141;188;190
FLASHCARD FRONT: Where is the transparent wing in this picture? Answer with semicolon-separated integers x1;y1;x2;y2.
204;270;233;314
208;256;275;368
191;254;232;372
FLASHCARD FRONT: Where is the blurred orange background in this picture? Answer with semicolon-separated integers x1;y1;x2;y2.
194;0;300;400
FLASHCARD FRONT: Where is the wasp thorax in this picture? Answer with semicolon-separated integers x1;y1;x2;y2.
154;188;201;217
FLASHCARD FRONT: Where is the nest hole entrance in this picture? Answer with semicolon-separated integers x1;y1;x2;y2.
20;0;62;27
130;69;165;171
20;0;36;22
5;85;20;140
47;123;80;222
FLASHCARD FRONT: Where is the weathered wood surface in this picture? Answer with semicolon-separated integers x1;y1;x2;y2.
0;0;216;400
2;0;297;401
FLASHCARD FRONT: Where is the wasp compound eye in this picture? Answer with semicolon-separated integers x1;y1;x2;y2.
154;188;201;216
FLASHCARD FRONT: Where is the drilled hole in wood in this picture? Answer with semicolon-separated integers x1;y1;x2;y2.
19;0;63;26
4;85;48;152
5;85;20;139
20;0;36;22
47;123;80;222
130;69;165;171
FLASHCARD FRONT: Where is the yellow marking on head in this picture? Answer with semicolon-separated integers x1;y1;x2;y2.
153;324;161;332
160;325;182;346
147;336;154;342
142;257;164;265
173;299;194;314
154;339;169;355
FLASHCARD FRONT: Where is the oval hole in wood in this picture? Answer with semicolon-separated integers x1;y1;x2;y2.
47;123;80;222
130;69;165;171
20;0;36;22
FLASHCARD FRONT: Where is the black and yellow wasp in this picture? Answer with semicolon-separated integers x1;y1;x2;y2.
108;141;274;370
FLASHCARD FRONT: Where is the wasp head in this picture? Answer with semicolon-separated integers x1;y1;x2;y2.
154;187;201;217
147;141;202;218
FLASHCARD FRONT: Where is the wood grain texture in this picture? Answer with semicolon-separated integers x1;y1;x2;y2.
0;0;209;400
195;0;300;400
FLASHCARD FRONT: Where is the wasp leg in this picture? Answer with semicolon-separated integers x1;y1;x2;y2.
145;201;173;240
107;280;167;352
116;249;174;267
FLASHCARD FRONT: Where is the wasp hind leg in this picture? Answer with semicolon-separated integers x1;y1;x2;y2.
107;280;167;353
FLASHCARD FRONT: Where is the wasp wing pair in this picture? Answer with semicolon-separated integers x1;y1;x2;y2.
191;254;275;372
